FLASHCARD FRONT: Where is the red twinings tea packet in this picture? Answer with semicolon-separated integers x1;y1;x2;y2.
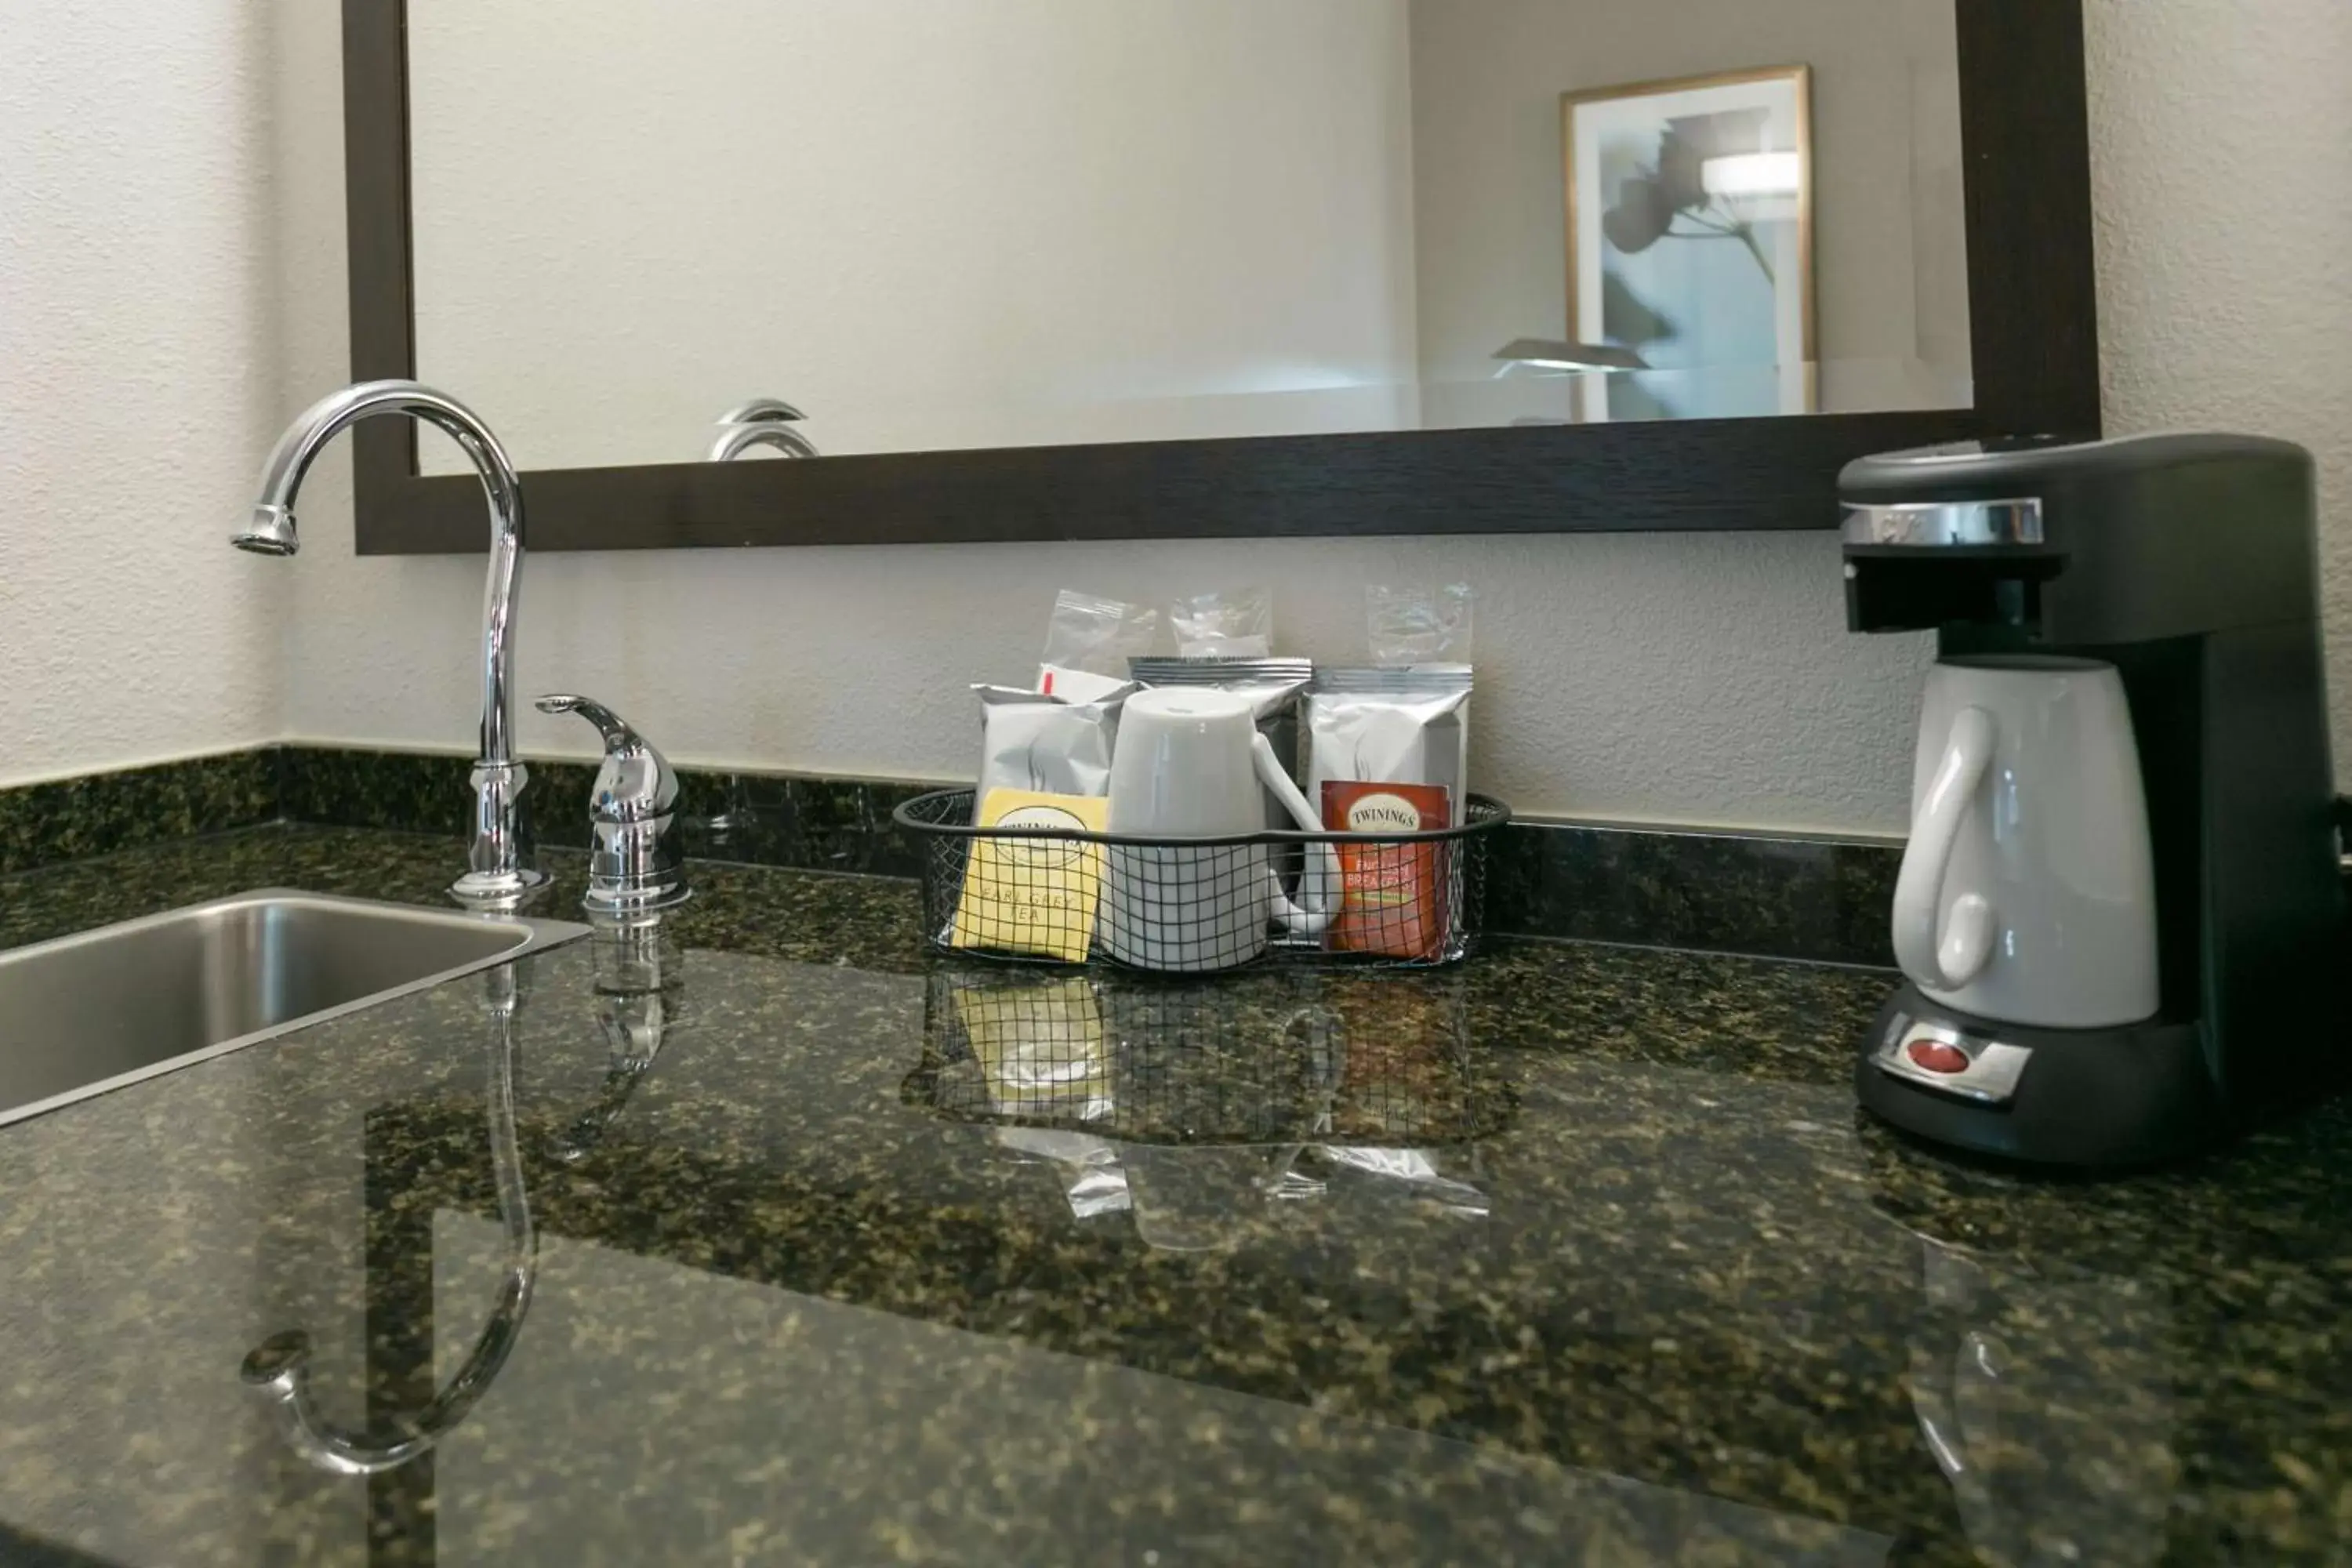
1323;781;1451;960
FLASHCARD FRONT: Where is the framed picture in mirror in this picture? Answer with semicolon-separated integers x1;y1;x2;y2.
340;0;2098;551
1563;65;1815;422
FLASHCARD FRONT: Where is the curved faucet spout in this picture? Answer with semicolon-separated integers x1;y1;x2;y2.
240;380;546;908
707;397;818;462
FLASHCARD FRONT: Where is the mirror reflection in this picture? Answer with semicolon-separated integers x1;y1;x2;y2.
409;0;1969;473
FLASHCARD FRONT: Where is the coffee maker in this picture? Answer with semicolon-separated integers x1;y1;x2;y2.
1842;434;2345;1167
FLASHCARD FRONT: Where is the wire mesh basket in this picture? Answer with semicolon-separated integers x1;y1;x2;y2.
895;789;1510;971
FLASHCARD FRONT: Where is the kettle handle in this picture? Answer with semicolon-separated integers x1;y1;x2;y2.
1893;706;1998;991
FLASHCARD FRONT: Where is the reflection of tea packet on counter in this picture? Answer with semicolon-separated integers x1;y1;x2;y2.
996;1128;1131;1219
975;684;1133;800
948;789;1110;961
952;974;1114;1119
1320;972;1471;1139
1129;657;1312;829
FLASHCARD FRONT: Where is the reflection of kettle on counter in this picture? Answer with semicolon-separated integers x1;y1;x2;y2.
1867;1145;2179;1567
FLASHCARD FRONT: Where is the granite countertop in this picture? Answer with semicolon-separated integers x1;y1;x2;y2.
0;824;2347;1566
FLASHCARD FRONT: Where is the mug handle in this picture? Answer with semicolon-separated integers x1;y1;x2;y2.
1893;706;1998;991
1250;734;1340;938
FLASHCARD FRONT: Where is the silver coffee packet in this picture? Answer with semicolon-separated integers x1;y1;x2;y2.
974;682;1136;801
1305;665;1474;820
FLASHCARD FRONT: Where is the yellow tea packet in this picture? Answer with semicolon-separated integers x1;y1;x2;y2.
949;789;1109;962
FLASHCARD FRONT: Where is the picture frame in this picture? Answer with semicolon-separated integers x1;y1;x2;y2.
1563;65;1816;422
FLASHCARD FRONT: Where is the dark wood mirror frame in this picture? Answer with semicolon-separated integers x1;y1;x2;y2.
343;0;2097;554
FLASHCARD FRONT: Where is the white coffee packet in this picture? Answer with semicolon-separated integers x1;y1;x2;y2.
975;683;1136;801
1305;666;1474;811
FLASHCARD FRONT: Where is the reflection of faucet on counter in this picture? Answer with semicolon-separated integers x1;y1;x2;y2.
239;963;539;1475
554;917;688;1164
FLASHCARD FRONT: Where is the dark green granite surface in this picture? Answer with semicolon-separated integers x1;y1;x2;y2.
0;825;2347;1565
0;750;278;877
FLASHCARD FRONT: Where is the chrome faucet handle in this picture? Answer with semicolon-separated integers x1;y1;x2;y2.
535;695;690;918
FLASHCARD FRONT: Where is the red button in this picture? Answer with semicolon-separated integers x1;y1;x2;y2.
1907;1040;1971;1074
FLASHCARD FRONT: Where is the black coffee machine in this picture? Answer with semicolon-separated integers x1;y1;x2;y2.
1842;433;2346;1167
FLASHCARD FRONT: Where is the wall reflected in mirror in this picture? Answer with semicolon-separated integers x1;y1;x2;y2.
408;0;1968;474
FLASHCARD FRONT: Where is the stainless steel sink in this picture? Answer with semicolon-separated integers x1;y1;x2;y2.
0;890;590;1127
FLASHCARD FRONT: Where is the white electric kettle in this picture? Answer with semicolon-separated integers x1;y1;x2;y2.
1893;655;2160;1029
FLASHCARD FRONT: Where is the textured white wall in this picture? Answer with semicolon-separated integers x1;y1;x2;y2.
0;0;285;785
2086;0;2352;757
38;1;2343;835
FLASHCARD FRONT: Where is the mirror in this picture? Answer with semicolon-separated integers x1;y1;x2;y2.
406;0;1970;476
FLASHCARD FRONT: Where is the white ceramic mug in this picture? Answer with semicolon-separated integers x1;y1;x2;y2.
1895;655;2159;1029
1103;688;1338;971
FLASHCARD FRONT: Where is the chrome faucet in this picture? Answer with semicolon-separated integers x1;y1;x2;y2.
708;397;818;461
239;380;548;909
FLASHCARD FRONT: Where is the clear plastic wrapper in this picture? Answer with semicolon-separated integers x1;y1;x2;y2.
1171;586;1275;659
996;1128;1133;1220
1367;583;1475;666
1039;590;1160;702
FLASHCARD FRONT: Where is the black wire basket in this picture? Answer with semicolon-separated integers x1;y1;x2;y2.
894;789;1511;971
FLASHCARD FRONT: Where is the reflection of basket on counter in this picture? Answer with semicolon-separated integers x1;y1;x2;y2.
903;966;1514;1147
895;789;1510;971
